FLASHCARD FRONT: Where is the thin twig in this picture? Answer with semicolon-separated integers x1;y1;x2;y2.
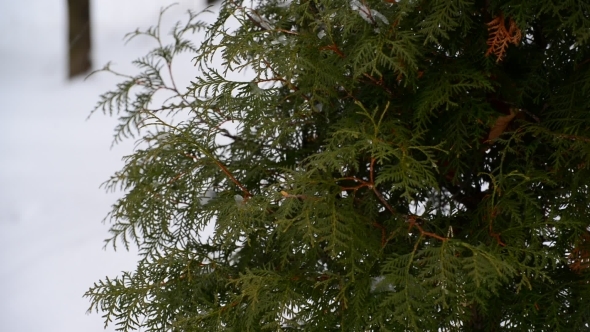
214;160;251;199
407;217;448;242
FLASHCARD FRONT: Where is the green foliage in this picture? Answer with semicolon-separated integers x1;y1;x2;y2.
86;1;590;331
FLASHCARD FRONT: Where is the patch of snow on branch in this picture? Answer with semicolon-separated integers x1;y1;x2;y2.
350;0;389;25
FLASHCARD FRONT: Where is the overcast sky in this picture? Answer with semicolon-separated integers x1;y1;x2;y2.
0;1;215;331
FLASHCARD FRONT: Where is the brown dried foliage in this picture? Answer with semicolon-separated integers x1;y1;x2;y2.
485;14;522;62
487;107;517;142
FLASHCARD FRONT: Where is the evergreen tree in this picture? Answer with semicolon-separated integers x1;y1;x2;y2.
85;1;590;331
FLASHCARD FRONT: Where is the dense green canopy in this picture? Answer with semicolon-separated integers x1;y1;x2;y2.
86;0;590;331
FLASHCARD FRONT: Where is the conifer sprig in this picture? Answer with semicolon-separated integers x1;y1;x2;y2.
86;1;590;330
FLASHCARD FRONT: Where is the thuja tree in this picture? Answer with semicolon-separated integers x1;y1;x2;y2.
86;1;590;331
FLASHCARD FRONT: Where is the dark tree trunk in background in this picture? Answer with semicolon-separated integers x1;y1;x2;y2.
67;0;92;78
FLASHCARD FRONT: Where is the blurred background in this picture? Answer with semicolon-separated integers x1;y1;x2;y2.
0;1;216;331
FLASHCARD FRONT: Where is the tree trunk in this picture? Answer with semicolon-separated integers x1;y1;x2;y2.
67;0;92;78
467;303;485;330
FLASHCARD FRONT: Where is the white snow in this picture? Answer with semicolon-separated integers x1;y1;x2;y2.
247;9;274;30
200;187;218;205
350;0;390;25
234;194;245;204
0;1;217;331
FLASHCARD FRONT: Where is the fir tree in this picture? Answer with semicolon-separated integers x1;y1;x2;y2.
85;1;590;331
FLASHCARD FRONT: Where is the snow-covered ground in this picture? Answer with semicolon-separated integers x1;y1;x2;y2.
0;1;214;331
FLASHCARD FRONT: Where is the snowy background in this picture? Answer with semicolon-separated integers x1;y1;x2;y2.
0;1;215;331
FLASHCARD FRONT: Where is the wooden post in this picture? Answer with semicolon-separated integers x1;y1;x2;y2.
67;0;92;78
